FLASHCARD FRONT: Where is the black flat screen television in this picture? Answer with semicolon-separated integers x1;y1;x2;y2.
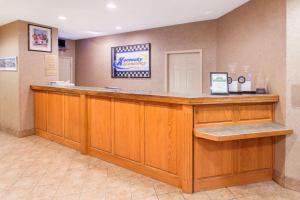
58;39;66;49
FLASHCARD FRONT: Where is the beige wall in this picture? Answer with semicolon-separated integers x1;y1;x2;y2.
217;0;286;123
59;39;76;82
76;21;217;93
286;0;300;189
0;21;20;133
18;21;58;132
217;0;287;181
0;20;58;136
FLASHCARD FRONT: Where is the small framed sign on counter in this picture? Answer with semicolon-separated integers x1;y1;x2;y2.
210;72;229;95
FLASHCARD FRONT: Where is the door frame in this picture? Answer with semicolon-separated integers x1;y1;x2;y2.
59;56;74;83
164;49;203;92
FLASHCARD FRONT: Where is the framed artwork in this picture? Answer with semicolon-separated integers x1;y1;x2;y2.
111;43;151;78
0;57;17;71
28;24;52;53
210;72;229;95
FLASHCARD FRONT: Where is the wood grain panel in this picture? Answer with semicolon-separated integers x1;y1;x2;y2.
114;100;142;162
239;103;273;121
34;91;47;131
144;103;179;175
47;92;64;137
238;137;272;173
88;97;112;153
194;105;234;124
64;94;80;143
194;139;235;179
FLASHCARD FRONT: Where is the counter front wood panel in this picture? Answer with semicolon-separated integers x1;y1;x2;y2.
194;103;277;191
238;137;272;173
64;94;80;143
194;104;234;125
47;92;64;137
194;139;235;179
144;103;179;175
114;100;143;162
88;97;112;153
31;85;284;193
239;103;273;121
34;91;47;131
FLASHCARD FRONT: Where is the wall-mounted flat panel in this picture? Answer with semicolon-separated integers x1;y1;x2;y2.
144;103;179;175
88;97;112;153
34;91;47;131
114;100;142;162
64;94;80;143
47;92;64;137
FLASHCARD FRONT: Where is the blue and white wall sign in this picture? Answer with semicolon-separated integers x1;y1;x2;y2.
111;43;151;78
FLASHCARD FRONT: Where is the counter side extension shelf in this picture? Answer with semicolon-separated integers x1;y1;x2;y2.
194;122;292;141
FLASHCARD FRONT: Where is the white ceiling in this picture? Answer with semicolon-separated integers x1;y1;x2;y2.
0;0;249;40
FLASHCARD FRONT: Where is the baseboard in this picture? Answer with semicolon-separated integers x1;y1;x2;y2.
273;169;300;192
0;126;34;138
285;176;300;192
273;169;285;186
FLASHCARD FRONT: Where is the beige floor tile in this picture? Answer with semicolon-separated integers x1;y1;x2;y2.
235;194;265;200
30;184;59;200
37;173;65;187
53;193;80;200
55;180;84;197
182;191;210;200
131;183;156;200
106;190;132;200
80;190;106;200
1;133;300;200
2;188;33;200
157;192;184;200
0;176;18;190
205;188;235;200
81;179;107;193
12;175;41;189
154;182;180;195
134;195;158;200
228;184;258;198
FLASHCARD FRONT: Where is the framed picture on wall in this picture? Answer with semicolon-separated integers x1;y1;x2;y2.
210;72;229;95
0;57;17;71
111;43;151;78
28;24;52;53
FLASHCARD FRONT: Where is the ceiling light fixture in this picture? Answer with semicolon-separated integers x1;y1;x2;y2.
58;16;67;20
87;31;104;35
115;26;122;30
204;10;213;15
106;3;117;9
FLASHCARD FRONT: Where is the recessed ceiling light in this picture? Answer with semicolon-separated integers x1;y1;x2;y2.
58;16;67;20
87;31;104;35
106;3;117;9
115;26;122;30
204;10;213;15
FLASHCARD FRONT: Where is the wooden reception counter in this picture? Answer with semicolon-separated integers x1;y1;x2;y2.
31;85;292;193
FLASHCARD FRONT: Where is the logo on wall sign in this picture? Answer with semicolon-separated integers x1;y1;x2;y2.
111;43;151;78
112;56;147;70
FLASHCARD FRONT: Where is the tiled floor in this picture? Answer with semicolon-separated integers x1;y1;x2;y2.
0;132;300;200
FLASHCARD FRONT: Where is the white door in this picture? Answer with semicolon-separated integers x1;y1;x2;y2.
59;57;72;82
167;50;202;94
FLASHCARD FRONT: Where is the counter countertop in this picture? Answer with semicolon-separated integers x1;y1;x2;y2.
31;84;279;105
